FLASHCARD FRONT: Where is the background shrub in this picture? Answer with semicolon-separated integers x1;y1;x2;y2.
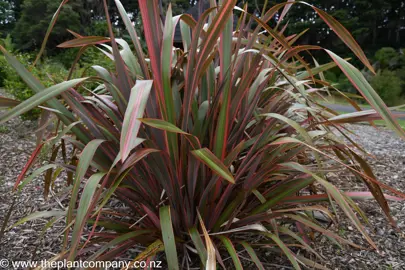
395;67;405;93
374;47;398;69
2;53;70;119
324;70;338;83
337;73;355;93
0;56;8;87
370;70;403;106
0;47;113;119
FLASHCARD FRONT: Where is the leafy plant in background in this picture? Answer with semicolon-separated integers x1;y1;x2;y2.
0;53;70;119
1;0;405;269
370;70;403;106
0;35;114;119
0;34;14;86
374;47;399;69
374;47;405;70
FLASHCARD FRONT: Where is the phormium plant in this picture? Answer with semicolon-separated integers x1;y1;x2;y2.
1;0;405;269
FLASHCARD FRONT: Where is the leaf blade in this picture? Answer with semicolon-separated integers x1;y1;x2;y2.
312;6;374;73
327;50;405;139
0;78;88;125
68;172;106;260
120;80;153;161
0;96;20;108
159;206;179;270
191;148;235;184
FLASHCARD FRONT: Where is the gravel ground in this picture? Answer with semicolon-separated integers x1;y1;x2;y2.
0;89;66;264
0;87;404;269
319;125;405;270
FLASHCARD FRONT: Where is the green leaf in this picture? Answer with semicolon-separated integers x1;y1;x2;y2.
0;78;88;125
252;176;314;214
182;0;237;130
162;4;181;164
296;60;340;80
10;210;66;229
0;46;82;139
214;5;234;159
191;148;235;184
120;80;153;161
240;241;265;270
114;0;149;78
264;232;301;270
140;118;202;150
189;227;207;267
17;164;59;191
217;236;243;270
58;36;110;48
116;39;142;77
48;121;83;146
140;118;188;134
311;6;374;73
326;50;405;139
67;139;105;235
159;206;179;270
68;172;106;260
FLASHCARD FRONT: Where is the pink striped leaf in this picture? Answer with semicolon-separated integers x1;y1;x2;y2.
120;80;153;161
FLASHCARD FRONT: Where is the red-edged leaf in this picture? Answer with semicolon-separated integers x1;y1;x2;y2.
284;192;404;204
327;50;405;139
191;148;235;184
120;80;153;161
58;36;110;48
311;5;374;73
139;0;164;107
278;0;294;24
103;0;133;101
13;144;44;191
183;0;237;130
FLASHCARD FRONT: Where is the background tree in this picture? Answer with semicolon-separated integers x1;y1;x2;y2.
11;0;85;52
1;0;404;68
0;1;14;33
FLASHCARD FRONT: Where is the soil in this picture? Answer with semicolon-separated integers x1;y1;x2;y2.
0;87;404;269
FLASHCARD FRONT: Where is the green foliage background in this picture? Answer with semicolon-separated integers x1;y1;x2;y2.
0;0;405;108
